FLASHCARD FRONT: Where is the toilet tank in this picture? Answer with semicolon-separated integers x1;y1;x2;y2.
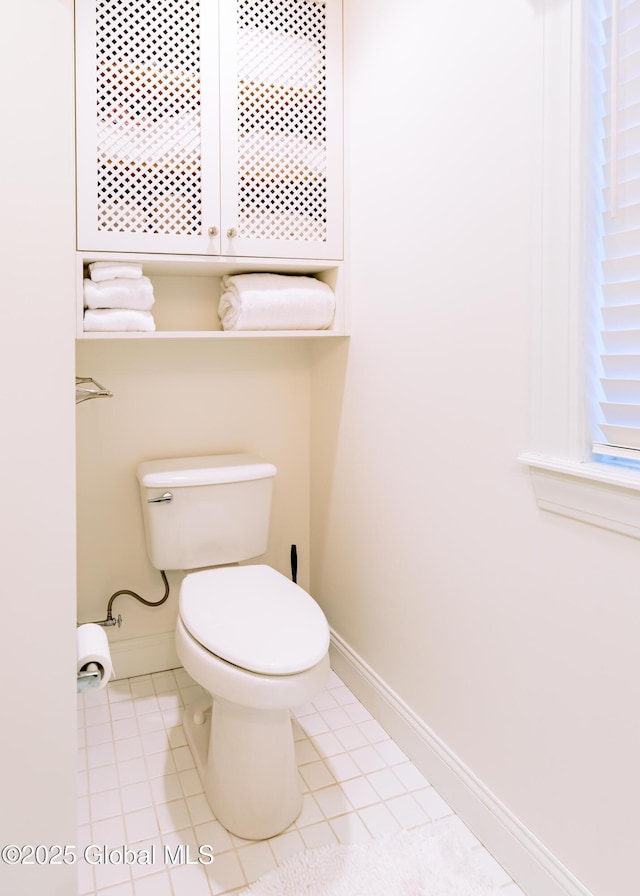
136;454;277;570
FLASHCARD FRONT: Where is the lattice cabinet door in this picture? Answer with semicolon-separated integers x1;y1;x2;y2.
76;0;343;260
219;0;343;260
76;0;220;255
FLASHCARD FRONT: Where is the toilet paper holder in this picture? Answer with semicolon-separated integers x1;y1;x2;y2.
76;662;104;692
76;623;113;693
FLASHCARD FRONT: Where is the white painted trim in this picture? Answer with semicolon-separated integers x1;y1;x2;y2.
519;452;640;490
109;631;180;680
519;452;640;539
532;0;587;462
329;630;593;896
522;0;640;538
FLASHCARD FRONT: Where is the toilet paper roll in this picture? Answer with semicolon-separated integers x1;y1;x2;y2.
76;623;113;692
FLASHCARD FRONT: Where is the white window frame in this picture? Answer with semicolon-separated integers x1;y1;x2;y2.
520;0;640;540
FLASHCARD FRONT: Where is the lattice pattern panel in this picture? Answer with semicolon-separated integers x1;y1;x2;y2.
95;0;202;235
237;0;328;243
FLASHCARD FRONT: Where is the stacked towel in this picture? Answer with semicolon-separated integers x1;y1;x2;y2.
83;309;156;332
88;261;143;282
83;277;155;310
83;262;156;332
218;273;335;331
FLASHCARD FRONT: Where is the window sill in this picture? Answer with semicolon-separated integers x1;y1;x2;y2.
519;452;640;540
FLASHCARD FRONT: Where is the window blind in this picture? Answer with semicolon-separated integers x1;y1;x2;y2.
594;0;640;459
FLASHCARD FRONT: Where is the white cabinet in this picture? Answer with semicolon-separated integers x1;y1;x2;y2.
75;0;343;261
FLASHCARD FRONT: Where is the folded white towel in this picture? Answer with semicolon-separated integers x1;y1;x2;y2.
83;276;155;310
83;309;156;332
218;274;335;331
89;261;143;282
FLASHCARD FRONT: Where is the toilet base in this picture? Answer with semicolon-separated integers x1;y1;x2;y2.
183;696;302;840
176;615;330;840
182;694;213;783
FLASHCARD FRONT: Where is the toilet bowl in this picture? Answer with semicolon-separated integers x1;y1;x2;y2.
175;565;330;840
136;454;331;840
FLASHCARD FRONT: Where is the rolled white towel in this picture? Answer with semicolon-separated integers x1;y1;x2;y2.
219;273;335;331
89;261;143;282
83;276;155;310
83;309;156;332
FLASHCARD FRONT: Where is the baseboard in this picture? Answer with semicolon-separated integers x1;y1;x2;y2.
109;631;180;680
329;630;592;896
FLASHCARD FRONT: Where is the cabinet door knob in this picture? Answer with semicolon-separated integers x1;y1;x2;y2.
227;227;237;238
208;226;218;236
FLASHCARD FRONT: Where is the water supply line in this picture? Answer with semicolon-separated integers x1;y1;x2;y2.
92;570;170;628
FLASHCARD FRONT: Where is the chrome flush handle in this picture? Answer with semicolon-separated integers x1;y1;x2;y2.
147;492;173;504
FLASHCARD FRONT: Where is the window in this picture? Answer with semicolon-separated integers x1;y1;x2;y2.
592;0;640;464
520;0;640;540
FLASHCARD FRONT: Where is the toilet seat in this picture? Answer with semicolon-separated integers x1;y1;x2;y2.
179;564;330;676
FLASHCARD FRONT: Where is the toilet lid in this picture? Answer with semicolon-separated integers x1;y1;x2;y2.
179;565;330;675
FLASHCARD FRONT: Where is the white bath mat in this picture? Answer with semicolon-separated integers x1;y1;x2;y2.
239;819;502;896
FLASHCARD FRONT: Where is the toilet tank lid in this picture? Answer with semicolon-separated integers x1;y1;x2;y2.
136;454;277;488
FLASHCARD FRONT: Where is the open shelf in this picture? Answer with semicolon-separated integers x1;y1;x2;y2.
77;252;347;341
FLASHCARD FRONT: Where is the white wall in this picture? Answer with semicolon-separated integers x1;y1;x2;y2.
0;2;77;894
311;2;636;895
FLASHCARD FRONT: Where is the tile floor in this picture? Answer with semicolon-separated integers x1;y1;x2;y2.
77;667;527;896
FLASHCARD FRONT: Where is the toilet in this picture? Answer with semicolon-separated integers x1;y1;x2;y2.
136;453;330;840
